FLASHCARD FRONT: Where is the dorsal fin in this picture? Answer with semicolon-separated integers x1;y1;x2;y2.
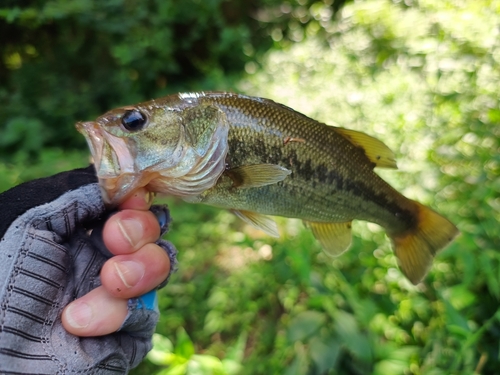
303;220;353;257
334;128;397;169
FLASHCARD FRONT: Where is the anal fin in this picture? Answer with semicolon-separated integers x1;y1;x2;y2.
233;210;280;238
303;220;353;257
226;164;291;188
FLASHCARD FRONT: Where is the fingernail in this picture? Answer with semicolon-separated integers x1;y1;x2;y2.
114;261;145;288
66;301;93;328
117;218;144;247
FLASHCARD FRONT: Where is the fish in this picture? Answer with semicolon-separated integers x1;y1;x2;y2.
76;92;459;284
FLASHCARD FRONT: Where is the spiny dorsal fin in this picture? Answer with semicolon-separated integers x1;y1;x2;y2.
334;128;397;169
303;220;353;257
226;164;292;188
232;210;280;238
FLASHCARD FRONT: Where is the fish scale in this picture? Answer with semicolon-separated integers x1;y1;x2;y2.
196;93;411;229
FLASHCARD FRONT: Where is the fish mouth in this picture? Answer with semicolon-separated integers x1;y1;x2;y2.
76;122;105;170
76;121;139;205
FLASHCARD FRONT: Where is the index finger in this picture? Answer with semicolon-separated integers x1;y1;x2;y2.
118;188;155;210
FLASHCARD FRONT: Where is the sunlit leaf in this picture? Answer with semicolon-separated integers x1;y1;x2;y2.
188;355;226;375
148;334;175;366
175;327;195;360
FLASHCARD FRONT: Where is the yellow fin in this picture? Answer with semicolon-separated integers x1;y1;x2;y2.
232;210;280;238
390;202;459;285
335;128;397;169
303;221;353;257
227;164;291;188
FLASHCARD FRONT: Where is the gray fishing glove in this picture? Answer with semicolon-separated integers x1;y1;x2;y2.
0;166;177;374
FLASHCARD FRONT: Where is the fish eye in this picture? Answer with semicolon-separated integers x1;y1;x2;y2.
121;109;147;132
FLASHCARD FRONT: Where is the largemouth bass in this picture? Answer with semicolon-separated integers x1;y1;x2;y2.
76;92;459;284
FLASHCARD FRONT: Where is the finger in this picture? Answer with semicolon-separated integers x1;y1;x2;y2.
118;188;155;211
101;243;171;299
103;209;161;255
62;286;128;336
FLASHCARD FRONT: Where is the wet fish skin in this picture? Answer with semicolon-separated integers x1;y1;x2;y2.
76;92;459;284
190;94;412;230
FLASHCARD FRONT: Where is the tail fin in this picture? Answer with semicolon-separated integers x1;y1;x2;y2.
390;202;459;285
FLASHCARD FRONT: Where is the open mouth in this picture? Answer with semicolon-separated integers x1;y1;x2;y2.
76;121;104;169
76;121;139;205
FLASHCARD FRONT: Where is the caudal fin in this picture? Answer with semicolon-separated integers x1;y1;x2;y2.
390;202;459;285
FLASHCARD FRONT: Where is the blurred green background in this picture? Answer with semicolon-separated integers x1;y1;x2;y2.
1;0;499;374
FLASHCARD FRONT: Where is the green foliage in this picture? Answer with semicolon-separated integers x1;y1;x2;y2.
239;0;500;373
0;0;349;163
147;329;246;375
0;0;259;160
1;0;499;374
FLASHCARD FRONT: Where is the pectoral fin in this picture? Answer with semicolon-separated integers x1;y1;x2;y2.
226;164;292;188
232;210;280;238
334;128;397;169
303;221;353;257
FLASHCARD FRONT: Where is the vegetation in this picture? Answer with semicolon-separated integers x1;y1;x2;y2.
1;0;499;374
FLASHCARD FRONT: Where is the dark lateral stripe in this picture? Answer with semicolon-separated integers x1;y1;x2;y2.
12;287;55;306
28;233;68;255
8;306;52;325
0;348;52;360
17;268;62;289
27;253;67;273
1;326;43;342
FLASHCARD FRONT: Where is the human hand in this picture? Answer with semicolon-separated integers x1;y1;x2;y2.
0;166;177;374
62;187;172;336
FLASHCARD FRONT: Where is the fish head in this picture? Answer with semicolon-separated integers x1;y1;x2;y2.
76;95;229;206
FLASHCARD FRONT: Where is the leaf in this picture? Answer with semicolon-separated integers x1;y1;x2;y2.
287;310;326;342
480;253;500;299
147;334;175;366
442;299;470;332
175;327;195;360
158;363;189;375
188;355;226;375
373;359;410;375
309;336;341;373
284;344;309;375
224;331;248;363
221;359;243;375
333;310;372;362
373;345;419;375
221;332;247;375
442;285;476;310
